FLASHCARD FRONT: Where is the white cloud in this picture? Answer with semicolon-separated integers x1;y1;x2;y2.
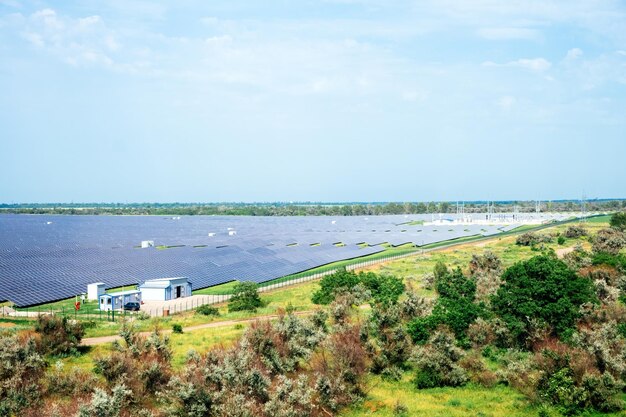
483;57;551;72
496;95;516;110
566;48;583;60
477;27;540;40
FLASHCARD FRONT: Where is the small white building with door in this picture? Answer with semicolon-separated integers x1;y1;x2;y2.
139;277;192;301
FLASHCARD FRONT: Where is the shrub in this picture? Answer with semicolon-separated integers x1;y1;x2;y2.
468;251;502;276
422;273;435;290
172;324;183;334
195;304;220;316
135;311;150;320
0;333;47;416
393;400;409;416
312;325;370;411
459;352;497;387
592;228;626;256
46;361;97;397
535;346;624;415
411;329;467;389
491;255;595;346
432;267;482;342
359;273;405;305
75;384;132;417
228;281;264;312
469;252;503;304
367;305;411;376
517;232;554;246
94;326;172;400
311;269;404;305
563;245;592;270
400;289;432;320
610;211;626;232
34;315;84;356
565;225;588;238
433;261;448;284
558;236;566;245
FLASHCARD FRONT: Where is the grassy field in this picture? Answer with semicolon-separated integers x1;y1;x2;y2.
342;373;626;417
60;323;246;373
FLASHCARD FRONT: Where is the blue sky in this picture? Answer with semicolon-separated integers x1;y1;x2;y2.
1;1;625;203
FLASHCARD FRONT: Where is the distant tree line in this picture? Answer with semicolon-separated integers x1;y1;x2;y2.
1;199;625;216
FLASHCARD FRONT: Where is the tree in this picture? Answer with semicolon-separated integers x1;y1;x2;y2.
610;212;626;231
407;267;481;344
491;255;595;346
228;281;263;312
311;269;361;305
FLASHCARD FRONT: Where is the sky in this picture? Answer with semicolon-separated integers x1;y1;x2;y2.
0;1;625;203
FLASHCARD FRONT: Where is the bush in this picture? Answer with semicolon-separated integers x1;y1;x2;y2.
492;255;596;346
565;225;588;238
228;281;264;312
34;315;84;356
75;384;132;417
172;324;183;334
592;228;626;256
311;269;404;305
0;333;47;416
558;236;566;245
195;304;220;316
610;212;626;232
469;252;503;303
535;346;624;415
516;232;553;246
407;266;482;344
94;325;172;399
411;329;467;389
46;361;97;397
367;305;411;376
468;251;502;276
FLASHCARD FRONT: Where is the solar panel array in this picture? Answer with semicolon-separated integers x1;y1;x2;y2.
0;213;573;306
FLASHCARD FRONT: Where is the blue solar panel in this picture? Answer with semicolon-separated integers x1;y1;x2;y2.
0;213;567;306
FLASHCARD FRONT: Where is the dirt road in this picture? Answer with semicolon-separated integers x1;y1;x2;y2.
81;310;313;346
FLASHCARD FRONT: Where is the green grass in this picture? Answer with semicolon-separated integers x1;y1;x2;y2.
169;324;245;368
341;373;626;417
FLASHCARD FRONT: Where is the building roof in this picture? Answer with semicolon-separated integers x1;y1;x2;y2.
101;290;141;298
140;276;190;289
144;276;188;282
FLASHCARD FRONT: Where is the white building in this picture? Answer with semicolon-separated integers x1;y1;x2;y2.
99;290;141;311
139;277;192;301
87;282;106;301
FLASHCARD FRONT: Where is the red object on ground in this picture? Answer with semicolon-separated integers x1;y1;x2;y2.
75;302;81;310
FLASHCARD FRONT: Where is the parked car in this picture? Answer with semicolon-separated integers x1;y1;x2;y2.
123;302;141;311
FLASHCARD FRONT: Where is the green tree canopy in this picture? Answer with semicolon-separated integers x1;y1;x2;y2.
491;255;595;346
610;211;626;231
228;281;263;312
